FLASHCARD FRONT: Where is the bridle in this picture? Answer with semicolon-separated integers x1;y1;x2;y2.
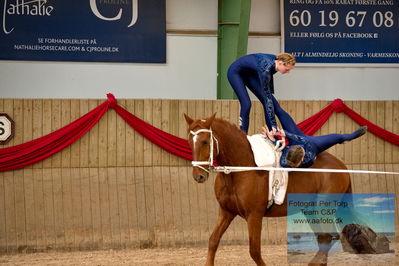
189;128;219;174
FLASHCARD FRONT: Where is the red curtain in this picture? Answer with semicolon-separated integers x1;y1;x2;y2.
298;98;399;146
0;94;398;172
0;98;111;172
111;98;193;161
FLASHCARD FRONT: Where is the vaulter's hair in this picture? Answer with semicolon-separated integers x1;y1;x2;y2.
286;145;304;168
276;53;296;66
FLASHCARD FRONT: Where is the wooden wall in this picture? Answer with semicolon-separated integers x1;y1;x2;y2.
0;99;398;253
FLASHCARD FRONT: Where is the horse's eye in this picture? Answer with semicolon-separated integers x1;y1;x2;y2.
202;140;208;145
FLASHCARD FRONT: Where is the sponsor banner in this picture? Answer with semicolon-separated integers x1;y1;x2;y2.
282;0;399;64
0;0;166;63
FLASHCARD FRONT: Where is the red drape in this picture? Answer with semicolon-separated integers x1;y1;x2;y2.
0;98;111;171
111;100;193;161
298;98;399;146
297;103;336;136
0;94;397;172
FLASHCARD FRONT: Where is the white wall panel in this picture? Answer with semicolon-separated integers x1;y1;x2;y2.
250;0;280;33
166;0;218;30
0;35;217;99
0;1;398;100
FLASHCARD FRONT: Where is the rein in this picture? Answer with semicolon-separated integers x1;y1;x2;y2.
190;128;399;176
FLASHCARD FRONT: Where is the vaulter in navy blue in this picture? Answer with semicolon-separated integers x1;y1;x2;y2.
227;53;295;133
262;99;368;168
229;52;367;168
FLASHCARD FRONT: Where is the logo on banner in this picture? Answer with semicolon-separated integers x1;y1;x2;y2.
0;113;14;144
2;0;55;34
3;0;138;35
90;0;138;27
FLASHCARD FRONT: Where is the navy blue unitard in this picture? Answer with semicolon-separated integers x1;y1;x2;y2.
228;53;364;167
228;53;278;133
273;99;363;168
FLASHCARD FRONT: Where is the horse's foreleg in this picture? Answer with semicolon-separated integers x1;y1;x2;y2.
247;213;266;266
307;233;333;266
205;207;235;266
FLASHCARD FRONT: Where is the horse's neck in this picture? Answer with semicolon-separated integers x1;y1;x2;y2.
213;119;255;167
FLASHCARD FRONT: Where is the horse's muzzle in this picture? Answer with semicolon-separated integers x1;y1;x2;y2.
194;173;208;183
191;162;210;183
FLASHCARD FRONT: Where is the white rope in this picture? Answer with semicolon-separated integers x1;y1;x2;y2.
189;128;399;176
212;166;399;175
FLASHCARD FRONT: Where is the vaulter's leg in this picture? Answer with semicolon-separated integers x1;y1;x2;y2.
227;67;252;133
205;207;236;266
307;126;367;153
247;213;266;266
271;95;304;135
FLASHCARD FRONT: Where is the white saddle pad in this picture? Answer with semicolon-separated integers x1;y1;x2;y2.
246;134;276;167
247;134;288;205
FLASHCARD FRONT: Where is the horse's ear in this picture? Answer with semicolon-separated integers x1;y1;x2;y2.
204;113;217;128
184;113;194;125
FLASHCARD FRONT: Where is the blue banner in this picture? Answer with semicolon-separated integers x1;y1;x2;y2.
282;0;399;64
0;0;166;63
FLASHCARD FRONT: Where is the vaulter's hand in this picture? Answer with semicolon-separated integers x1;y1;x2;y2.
262;125;276;142
275;128;286;138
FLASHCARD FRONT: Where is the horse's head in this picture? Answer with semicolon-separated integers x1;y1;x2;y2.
184;113;218;183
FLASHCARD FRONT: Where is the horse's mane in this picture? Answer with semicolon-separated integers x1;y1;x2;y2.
188;115;253;165
212;118;247;140
211;117;257;169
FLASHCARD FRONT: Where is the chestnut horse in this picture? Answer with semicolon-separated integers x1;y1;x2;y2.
184;113;352;266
